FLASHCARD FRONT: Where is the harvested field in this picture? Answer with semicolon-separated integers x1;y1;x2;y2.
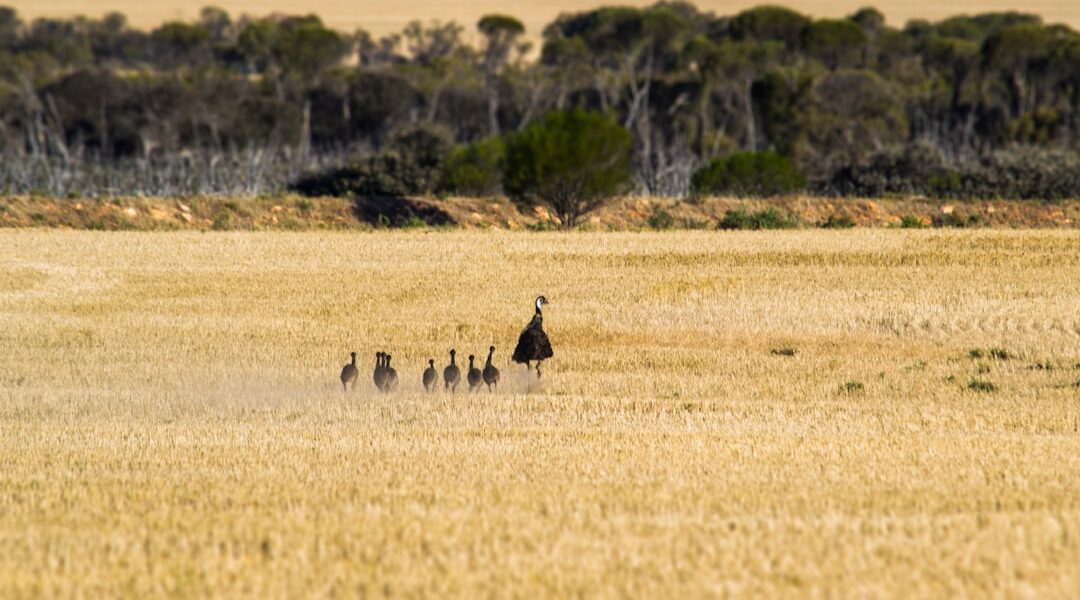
1;229;1079;596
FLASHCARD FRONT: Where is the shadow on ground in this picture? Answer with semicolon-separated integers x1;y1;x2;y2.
352;196;456;227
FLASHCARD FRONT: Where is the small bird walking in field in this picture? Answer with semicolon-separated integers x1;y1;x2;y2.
444;349;461;393
483;346;500;392
422;359;437;392
467;354;482;392
340;352;358;391
513;295;554;378
383;354;399;392
373;352;387;391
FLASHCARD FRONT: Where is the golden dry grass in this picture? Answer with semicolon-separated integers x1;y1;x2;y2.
1;229;1079;597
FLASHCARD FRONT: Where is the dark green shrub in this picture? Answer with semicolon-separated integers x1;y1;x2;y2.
968;378;997;392
823;142;949;197
818;213;855;228
503;109;633;228
825;143;1080;200
648;208;675;230
290;124;451;198
900;214;924;228
438;137;504;197
770;347;797;356
290;152;437;198
719;207;799;230
932;212;979;228
692;151;806;197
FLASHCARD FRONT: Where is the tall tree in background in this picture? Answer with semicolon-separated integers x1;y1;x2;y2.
477;14;524;136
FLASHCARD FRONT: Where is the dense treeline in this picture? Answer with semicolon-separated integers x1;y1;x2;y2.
1;4;1079;197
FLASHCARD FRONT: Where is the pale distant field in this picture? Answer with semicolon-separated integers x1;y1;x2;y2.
2;229;1080;597
12;0;1080;40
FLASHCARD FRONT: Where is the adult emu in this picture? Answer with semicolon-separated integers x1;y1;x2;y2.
512;295;553;378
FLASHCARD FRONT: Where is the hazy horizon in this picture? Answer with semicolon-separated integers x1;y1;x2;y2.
9;0;1080;40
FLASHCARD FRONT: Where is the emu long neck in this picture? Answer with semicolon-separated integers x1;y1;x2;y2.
486;350;493;366
351;356;356;366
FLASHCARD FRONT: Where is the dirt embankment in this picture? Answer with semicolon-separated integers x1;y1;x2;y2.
1;194;1078;230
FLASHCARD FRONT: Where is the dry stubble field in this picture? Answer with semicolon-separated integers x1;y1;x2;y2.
1;229;1080;597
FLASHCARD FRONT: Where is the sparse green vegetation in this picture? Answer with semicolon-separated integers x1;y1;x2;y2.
970;348;1013;361
968;378;998;392
648;208;676;230
933;213;981;228
719;208;799;230
899;215;925;229
842;381;865;394
819;213;856;229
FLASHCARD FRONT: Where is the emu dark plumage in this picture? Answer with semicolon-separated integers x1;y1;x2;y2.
422;359;437;392
512;295;553;377
373;352;387;391
340;352;359;391
483;346;500;392
443;349;461;393
467;354;482;392
383;354;399;392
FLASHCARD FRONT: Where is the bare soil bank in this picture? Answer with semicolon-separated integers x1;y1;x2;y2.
2;194;1077;230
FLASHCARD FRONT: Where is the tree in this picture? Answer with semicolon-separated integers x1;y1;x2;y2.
981;23;1054;119
802;19;867;69
478;14;525;136
275;16;347;85
503;109;632;227
150;21;210;68
0;6;22;49
400;20;474;122
730;6;810;51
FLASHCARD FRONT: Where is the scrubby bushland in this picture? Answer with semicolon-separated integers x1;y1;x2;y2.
2;5;1080;198
438;137;505;197
503;110;632;227
290;124;452;197
824;144;1080;200
691;152;806;197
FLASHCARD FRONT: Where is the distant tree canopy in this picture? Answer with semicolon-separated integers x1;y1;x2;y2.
1;3;1080;199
